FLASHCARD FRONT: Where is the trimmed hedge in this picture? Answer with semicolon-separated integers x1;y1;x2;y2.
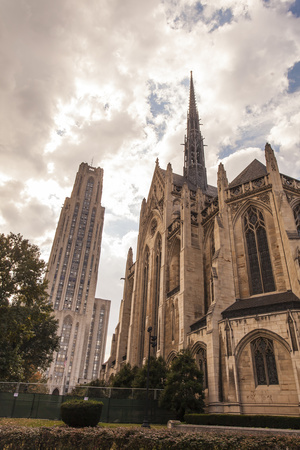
0;426;299;450
184;413;300;430
60;399;103;427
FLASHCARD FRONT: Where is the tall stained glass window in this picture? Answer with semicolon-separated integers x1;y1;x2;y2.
244;207;275;295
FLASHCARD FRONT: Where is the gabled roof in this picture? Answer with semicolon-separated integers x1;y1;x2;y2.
229;159;267;188
222;291;300;319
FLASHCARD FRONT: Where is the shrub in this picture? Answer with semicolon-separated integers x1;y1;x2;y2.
0;426;300;450
185;413;300;430
60;399;103;427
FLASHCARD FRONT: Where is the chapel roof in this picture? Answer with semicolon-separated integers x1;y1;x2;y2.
221;291;300;319
229;159;267;188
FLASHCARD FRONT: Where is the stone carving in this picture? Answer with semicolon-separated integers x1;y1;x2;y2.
230;202;240;214
150;218;157;237
231;185;242;196
168;219;181;238
252;177;265;189
257;193;270;205
191;211;198;224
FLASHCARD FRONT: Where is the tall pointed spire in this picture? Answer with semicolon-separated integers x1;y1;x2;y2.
184;72;207;191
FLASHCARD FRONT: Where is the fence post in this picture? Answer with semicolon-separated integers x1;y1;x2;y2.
106;388;111;423
29;393;36;418
10;383;20;418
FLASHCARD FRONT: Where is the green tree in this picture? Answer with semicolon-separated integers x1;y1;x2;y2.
0;233;59;381
69;378;107;398
110;363;139;388
132;356;168;389
159;349;204;421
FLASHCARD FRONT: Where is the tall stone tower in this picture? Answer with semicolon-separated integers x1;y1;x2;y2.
184;71;207;191
47;163;110;394
104;73;217;375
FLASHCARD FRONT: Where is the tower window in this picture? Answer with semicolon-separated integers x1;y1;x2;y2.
244;207;275;295
251;337;278;386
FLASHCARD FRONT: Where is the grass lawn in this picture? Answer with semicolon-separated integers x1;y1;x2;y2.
0;417;166;428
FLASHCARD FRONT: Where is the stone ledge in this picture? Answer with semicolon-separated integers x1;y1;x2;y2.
167;421;300;436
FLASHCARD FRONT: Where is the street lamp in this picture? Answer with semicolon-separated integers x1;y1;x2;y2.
141;326;157;428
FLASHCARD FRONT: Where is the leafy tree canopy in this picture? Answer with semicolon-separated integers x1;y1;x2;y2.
0;233;59;381
86;378;106;387
110;363;139;388
132;356;168;389
159;349;204;421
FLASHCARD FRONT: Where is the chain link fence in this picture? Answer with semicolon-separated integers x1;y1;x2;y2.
0;383;174;424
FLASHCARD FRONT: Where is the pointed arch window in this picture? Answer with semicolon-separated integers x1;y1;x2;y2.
140;248;149;363
225;322;232;357
251;337;278;386
195;347;208;389
153;236;161;339
288;315;298;352
171;302;175;341
244;207;275;295
167;238;180;296
293;203;300;237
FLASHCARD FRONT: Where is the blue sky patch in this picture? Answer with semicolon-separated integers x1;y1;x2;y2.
180;76;190;87
149;92;169;117
209;8;233;32
289;0;300;17
104;216;138;236
287;61;300;93
147;81;170;118
215;8;233;26
195;1;204;14
218;120;274;159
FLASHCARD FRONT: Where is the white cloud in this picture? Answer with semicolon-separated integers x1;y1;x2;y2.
0;0;299;360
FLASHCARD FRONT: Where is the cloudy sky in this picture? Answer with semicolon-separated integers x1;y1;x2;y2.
1;0;300;359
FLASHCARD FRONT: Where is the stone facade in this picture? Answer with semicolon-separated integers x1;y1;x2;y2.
47;163;110;394
104;74;300;416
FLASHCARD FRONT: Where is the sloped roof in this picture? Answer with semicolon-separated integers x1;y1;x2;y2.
222;291;300;319
229;159;267;188
160;170;217;197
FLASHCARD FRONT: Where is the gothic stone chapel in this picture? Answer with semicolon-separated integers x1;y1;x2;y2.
104;73;300;416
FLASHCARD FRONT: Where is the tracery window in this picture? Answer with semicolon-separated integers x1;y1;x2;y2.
293;203;300;237
244;207;275;295
251;337;278;386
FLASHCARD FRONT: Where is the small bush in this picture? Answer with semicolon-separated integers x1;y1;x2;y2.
185;413;300;430
60;399;103;427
